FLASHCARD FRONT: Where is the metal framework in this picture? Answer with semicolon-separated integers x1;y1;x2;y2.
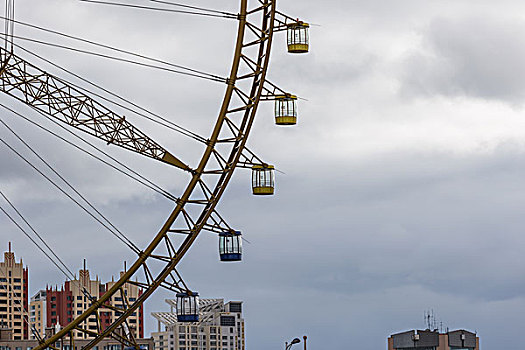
0;0;305;349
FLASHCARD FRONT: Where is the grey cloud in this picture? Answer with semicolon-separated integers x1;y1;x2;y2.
400;16;525;104
3;1;525;350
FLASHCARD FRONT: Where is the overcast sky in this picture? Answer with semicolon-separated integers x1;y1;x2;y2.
1;1;525;349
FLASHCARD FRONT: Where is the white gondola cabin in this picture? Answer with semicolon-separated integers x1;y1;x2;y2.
252;165;275;195
176;292;199;322
287;22;310;53
219;231;242;262
275;94;297;125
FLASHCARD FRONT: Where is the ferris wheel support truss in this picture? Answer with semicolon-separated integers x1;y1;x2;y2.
0;0;296;349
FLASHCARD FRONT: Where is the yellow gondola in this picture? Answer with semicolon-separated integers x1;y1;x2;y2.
287;22;310;53
275;94;297;125
252;165;275;195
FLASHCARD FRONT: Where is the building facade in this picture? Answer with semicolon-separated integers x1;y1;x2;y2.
0;325;154;350
0;243;29;340
46;268;144;340
29;290;46;340
388;329;480;350
151;299;245;350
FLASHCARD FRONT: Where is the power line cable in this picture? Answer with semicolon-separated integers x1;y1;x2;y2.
1;33;225;83
0;200;74;281
79;0;237;19
0;16;227;83
0;102;178;202
0;190;75;280
12;43;207;143
0;135;141;255
146;0;236;17
0;116;141;254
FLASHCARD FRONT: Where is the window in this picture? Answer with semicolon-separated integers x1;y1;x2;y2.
229;302;242;313
220;316;235;327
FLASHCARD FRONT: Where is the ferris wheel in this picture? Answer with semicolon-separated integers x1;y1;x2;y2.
0;0;309;349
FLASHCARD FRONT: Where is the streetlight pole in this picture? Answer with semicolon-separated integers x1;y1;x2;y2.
285;337;301;350
303;335;307;350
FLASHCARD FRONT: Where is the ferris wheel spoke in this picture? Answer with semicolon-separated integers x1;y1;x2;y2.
0;47;192;171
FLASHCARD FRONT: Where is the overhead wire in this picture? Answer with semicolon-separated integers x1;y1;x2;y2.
0;190;75;280
12;42;207;144
79;0;238;19
0;134;141;255
2;33;225;83
146;0;236;17
0;192;75;281
0;102;179;202
0;116;141;255
0;15;227;83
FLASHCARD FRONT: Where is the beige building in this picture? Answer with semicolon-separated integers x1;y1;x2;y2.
388;329;480;350
0;243;28;340
152;298;245;350
0;325;154;350
29;290;46;340
47;267;143;340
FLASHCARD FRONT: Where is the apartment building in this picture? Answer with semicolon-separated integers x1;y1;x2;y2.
151;298;245;350
388;329;480;350
46;268;143;340
28;290;46;340
0;243;28;340
0;324;154;350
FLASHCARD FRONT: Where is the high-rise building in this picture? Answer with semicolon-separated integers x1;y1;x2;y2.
29;290;46;340
46;267;144;340
0;243;29;340
151;298;245;350
387;329;480;350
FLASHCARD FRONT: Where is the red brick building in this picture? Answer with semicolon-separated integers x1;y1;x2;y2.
46;269;143;339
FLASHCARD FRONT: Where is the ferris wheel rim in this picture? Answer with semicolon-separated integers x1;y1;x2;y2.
33;1;277;349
